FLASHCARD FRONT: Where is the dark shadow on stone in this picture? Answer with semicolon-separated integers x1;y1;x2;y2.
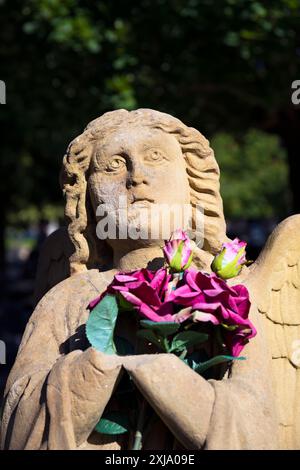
59;324;89;354
146;257;164;271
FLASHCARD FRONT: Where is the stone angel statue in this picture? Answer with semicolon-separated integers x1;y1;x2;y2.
1;109;299;450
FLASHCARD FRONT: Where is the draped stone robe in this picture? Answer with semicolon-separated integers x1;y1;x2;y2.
0;269;279;450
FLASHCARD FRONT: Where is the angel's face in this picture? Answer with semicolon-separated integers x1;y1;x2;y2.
88;125;190;244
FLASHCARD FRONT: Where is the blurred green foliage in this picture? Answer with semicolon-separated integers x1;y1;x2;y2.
212;130;291;218
0;0;299;228
7;203;63;226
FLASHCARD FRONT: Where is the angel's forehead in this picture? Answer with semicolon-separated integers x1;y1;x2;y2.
95;125;181;155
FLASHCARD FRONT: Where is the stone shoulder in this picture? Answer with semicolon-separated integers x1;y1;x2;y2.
32;269;113;322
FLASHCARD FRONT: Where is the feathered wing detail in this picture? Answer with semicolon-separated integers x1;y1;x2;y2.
33;227;113;306
33;227;74;305
242;215;300;449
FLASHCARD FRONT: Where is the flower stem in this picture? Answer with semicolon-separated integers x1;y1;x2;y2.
132;399;147;450
179;348;187;360
162;336;170;353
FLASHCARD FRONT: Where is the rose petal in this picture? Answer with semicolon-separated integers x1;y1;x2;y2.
89;296;102;309
193;310;220;325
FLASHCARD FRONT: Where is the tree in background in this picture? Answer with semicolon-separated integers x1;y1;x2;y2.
0;0;299;266
212;129;291;219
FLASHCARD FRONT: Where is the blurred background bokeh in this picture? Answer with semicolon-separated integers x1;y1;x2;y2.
0;0;299;402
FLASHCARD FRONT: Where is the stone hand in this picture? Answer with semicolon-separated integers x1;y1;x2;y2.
121;352;214;449
66;347;124;446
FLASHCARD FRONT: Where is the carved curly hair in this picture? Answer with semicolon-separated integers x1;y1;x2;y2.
60;109;227;275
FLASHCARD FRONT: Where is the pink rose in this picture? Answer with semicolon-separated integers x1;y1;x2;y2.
211;238;247;280
168;270;256;356
90;267;174;322
89;266;256;356
163;229;193;272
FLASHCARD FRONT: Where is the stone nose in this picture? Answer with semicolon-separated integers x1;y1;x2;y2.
127;164;148;187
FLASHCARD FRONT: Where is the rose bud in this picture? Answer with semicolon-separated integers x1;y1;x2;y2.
211;238;247;280
163;229;193;272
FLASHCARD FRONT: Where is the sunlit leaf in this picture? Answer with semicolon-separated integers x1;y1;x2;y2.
86;295;118;354
95;411;130;435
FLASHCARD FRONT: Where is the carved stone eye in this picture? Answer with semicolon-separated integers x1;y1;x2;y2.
145;149;166;163
106;157;126;172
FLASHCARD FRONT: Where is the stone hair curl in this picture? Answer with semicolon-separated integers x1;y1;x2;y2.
60;108;227;275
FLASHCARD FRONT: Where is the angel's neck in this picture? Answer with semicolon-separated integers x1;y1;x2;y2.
113;245;164;272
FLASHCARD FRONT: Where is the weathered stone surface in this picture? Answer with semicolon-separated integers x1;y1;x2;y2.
245;215;300;449
1;109;298;450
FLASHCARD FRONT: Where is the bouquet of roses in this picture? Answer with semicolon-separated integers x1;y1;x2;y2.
86;230;256;448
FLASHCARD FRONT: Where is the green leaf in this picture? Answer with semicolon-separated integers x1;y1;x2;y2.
170;240;184;271
183;251;193;270
115;335;135;356
183;349;209;369
139;320;180;337
211;248;225;273
136;329;165;351
194;355;246;374
95;411;130;435
118;293;135;311
183;357;198;369
178;348;188;360
86;295;118;354
170;331;208;352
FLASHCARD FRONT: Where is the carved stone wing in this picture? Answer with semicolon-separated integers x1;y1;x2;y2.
243;215;300;449
33;226;112;305
33;227;74;305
